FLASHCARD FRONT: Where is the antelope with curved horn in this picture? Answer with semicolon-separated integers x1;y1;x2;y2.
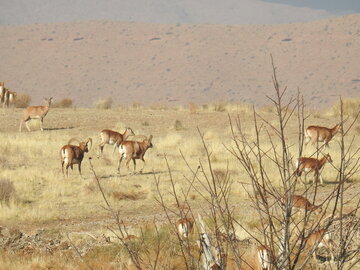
117;135;153;175
304;228;334;262
295;154;333;185
60;137;92;178
305;124;340;147
98;127;135;156
19;97;53;132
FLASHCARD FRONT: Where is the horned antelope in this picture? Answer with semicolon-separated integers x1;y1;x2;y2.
304;228;334;262
98;127;135;156
295;154;333;185
176;217;194;239
19;97;53;132
305;124;340;147
117;135;153;174
60;137;92;178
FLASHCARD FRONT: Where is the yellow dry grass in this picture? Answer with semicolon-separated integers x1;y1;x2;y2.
0;104;359;268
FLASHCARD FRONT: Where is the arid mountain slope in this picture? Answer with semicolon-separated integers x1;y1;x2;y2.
0;14;359;107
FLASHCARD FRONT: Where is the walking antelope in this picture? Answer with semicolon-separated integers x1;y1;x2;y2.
282;195;322;214
19;97;53;132
60;138;92;178
0;82;6;106
117;135;153;174
176;218;194;238
295;154;333;185
304;229;334;261
98;127;135;156
305;124;340;147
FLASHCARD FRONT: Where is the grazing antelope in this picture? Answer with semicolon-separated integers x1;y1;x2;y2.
282;195;322;213
304;228;334;261
60;137;92;178
295;154;333;185
98;127;135;156
19;97;53;132
176;218;194;238
305;124;340;147
117;135;153;174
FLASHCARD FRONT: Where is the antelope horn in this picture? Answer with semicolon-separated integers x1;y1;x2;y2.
68;137;83;145
86;138;93;150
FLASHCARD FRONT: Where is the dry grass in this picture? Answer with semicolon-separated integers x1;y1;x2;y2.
0;105;359;269
95;97;113;109
0;179;17;206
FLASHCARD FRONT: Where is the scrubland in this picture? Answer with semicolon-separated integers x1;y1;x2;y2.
0;98;359;269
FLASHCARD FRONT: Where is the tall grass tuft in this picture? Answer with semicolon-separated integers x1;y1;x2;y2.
0;179;16;206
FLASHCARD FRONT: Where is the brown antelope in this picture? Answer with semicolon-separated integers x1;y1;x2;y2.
304;228;334;261
238;245;271;270
305;124;340;147
282;195;322;214
176;218;194;238
0;82;7;107
295;154;333;185
19;97;53;132
2;89;17;108
60;137;92;178
117;135;153;174
98;127;135;156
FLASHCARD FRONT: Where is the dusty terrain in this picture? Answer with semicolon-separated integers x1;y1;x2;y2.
0;14;360;108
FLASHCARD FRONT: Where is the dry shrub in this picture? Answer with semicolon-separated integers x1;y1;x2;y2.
213;102;226;112
14;93;31;108
331;98;360;118
52;98;73;108
189;102;198;114
112;190;147;201
0;179;16;206
95;97;113;109
142;121;150;126
174;120;184;131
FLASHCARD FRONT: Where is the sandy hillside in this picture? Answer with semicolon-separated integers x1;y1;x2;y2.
0;14;359;107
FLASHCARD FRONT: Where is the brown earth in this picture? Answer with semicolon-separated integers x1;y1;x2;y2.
0;14;359;108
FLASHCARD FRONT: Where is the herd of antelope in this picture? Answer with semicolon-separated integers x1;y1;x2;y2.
2;81;346;268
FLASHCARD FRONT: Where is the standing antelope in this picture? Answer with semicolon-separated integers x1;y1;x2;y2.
176;217;194;239
295;154;333;185
19;97;53;132
60;138;92;178
117;135;153;174
304;228;334;262
98;127;135;156
0;82;6;106
2;89;17;108
239;245;271;270
305;124;340;147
